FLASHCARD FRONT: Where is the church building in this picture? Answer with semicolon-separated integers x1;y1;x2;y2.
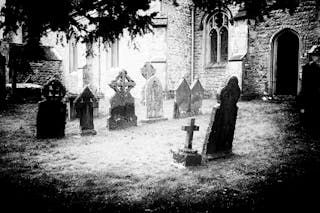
1;0;320;103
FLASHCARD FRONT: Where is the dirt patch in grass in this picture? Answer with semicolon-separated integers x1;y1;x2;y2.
1;99;320;212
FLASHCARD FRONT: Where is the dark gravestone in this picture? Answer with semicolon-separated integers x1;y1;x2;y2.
172;118;202;166
174;78;191;118
203;76;240;160
36;77;66;139
66;92;100;120
107;69;137;130
300;46;320;136
190;79;204;115
0;54;6;110
74;86;97;136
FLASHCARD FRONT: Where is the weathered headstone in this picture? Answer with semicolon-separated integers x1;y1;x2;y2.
141;62;156;105
202;76;240;160
190;79;204;115
74;86;97;135
0;54;6;111
141;75;167;123
173;78;191;118
172;118;202;166
300;45;320;136
36;77;67;139
107;69;137;130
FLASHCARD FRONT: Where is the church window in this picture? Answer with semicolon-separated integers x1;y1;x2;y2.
206;12;229;64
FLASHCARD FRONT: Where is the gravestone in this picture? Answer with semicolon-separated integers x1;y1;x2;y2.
107;69;137;130
74;86;97;135
141;62;156;105
300;45;320;136
172;118;202;166
202;76;240;160
36;77;67;139
141;75;167;123
190;79;204;115
0;54;6;110
173;78;191;118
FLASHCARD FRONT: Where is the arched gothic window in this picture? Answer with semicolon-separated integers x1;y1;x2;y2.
205;12;229;64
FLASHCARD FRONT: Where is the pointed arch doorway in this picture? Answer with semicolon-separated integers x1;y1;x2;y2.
271;29;300;95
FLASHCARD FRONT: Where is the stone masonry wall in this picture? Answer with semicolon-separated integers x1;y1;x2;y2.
28;60;63;85
162;0;193;91
244;0;320;97
194;5;241;98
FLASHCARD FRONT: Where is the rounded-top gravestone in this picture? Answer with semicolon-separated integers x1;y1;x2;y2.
36;77;67;139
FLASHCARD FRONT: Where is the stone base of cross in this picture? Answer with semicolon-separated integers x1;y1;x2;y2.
172;118;202;167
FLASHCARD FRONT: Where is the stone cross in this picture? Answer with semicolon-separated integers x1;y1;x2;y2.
107;69;137;130
182;118;199;150
141;62;156;80
109;70;136;95
172;118;202;166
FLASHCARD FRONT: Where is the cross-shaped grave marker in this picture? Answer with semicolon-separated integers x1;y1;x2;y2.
182;118;199;150
172;118;202;166
109;70;136;94
107;69;137;130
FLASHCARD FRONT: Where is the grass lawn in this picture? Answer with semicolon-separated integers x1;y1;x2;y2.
1;98;320;212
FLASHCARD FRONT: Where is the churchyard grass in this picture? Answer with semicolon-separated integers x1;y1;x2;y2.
1;99;320;212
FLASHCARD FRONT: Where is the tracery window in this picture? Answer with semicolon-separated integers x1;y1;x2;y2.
206;12;229;64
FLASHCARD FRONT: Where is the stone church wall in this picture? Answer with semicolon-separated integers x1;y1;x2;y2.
162;0;193;92
244;0;320;97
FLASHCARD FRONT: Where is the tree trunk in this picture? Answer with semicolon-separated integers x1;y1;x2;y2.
0;54;6;110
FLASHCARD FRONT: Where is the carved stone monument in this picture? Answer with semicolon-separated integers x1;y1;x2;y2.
74;86;97;136
202;76;240;160
141;75;167;123
141;62;156;105
36;77;66;139
172;118;202;166
107;69;137;130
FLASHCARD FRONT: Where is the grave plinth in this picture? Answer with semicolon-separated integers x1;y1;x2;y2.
172;118;202;166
